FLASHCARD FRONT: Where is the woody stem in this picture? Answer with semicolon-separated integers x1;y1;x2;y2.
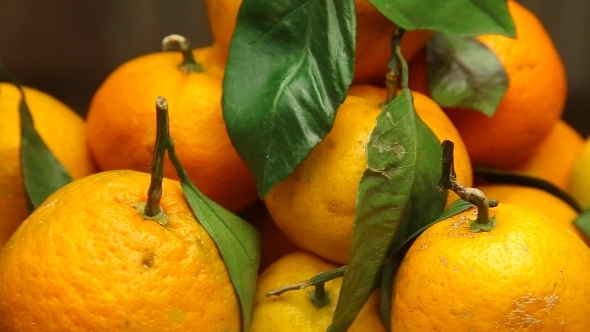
436;140;495;231
162;34;203;73
144;97;170;217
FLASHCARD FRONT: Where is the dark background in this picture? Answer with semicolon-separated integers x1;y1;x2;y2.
1;0;589;135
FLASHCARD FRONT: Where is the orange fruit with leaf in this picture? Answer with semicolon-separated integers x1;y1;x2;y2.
204;0;432;83
0;170;241;331
264;84;472;264
86;35;257;212
0;83;97;248
409;0;567;169
250;251;385;332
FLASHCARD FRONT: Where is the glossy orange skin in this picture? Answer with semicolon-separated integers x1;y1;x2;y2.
86;45;258;212
0;170;240;332
392;204;590;330
508;120;584;190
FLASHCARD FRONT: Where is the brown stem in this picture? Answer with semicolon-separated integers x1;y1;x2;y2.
385;27;407;104
162;34;203;73
437;140;496;232
135;97;170;227
265;266;346;308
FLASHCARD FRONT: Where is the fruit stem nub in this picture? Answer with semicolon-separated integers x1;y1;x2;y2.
162;34;204;73
436;140;496;232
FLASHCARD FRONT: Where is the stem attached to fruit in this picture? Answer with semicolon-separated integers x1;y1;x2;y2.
162;34;203;74
436;140;496;232
135;97;169;227
385;27;407;104
265;265;346;308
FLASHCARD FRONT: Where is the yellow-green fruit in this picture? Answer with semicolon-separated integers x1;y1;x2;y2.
568;137;590;209
250;251;386;332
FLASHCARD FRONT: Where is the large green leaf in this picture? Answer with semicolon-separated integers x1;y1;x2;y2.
328;89;446;331
222;0;356;198
168;140;261;331
369;0;515;37
0;64;73;211
427;32;509;116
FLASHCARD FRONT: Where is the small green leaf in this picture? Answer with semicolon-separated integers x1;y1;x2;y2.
369;0;515;37
179;181;260;331
328;89;446;331
574;208;590;240
437;199;475;221
474;167;582;213
0;64;73;211
427;32;509;116
222;0;356;198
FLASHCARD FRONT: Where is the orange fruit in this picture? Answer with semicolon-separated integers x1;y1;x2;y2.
476;183;589;246
508;120;584;190
0;170;240;331
0;83;97;248
238;201;301;272
409;1;567;169
250;251;385;332
391;203;590;330
204;0;432;83
265;84;472;264
86;43;258;212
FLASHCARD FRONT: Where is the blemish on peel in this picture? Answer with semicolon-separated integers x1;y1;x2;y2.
439;255;448;268
543;292;560;313
447;232;477;238
142;251;155;269
505;293;543;328
169;308;186;323
460;310;470;319
417;244;428;251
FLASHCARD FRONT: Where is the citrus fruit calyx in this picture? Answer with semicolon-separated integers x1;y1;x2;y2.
162;34;204;73
134;201;169;226
437;140;496;232
307;284;330;309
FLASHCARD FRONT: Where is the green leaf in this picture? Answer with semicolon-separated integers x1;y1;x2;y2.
222;0;356;198
0;63;73;211
473;167;583;213
437;199;475;221
427;32;509;116
369;0;515;37
179;180;260;331
574;208;590;240
328;89;446;332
